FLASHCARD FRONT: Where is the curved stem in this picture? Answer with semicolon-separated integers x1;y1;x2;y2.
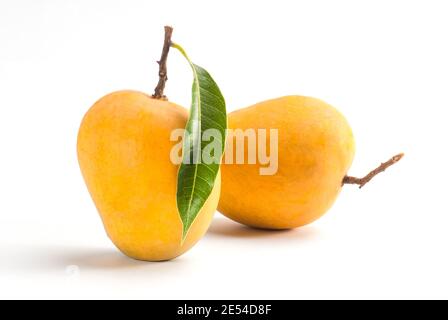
343;153;404;188
152;26;173;99
171;43;192;64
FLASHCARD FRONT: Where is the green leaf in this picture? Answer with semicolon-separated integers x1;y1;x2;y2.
172;43;227;241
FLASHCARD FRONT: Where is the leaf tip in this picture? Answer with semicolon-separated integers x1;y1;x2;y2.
181;224;189;244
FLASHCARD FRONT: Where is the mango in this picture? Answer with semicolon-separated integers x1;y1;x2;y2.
219;96;355;229
77;91;220;261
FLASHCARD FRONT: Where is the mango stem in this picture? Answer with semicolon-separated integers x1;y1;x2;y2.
343;153;404;188
152;26;173;99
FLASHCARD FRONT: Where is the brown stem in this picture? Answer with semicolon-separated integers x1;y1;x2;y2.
343;153;404;188
152;26;174;99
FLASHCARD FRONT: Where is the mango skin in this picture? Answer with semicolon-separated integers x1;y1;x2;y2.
219;96;355;229
77;91;220;261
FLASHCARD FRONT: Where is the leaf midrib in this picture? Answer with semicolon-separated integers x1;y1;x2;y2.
184;63;202;228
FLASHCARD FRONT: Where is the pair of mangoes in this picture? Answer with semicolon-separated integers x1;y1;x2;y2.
78;91;355;261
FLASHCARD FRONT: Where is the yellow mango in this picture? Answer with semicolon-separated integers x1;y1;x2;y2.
77;91;220;261
219;96;355;229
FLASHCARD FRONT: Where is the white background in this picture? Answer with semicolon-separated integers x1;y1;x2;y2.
1;0;447;300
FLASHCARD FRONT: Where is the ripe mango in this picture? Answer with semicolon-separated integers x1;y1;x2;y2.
77;91;220;261
219;96;355;229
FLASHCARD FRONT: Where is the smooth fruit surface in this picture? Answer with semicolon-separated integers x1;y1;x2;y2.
219;96;355;229
77;91;220;261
